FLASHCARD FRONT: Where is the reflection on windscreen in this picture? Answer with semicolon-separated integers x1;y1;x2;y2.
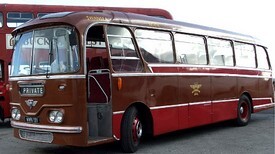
0;13;3;28
11;26;79;76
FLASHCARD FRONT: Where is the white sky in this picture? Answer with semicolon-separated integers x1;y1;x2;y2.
3;0;275;71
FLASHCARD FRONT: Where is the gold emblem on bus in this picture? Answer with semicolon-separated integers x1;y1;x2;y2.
190;82;202;96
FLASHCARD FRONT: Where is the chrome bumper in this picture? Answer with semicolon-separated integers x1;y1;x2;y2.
11;121;82;133
253;103;275;110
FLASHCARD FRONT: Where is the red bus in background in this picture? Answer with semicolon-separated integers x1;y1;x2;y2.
0;3;173;122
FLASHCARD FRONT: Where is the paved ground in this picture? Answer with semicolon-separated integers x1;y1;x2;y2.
0;108;274;154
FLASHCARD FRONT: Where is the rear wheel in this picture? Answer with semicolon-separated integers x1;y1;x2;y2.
236;95;251;126
121;107;143;153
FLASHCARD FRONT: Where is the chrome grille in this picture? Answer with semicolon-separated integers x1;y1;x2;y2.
19;129;53;143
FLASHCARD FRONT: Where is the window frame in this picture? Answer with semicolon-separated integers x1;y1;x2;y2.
174;33;208;65
135;28;175;64
234;41;256;68
255;45;270;70
207;37;234;67
106;25;144;73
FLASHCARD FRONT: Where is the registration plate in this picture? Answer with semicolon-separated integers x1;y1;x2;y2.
25;117;39;123
19;129;53;143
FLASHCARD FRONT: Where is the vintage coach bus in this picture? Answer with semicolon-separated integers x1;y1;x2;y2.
9;11;274;152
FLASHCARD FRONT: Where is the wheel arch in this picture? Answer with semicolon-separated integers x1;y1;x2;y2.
122;102;153;137
240;92;254;113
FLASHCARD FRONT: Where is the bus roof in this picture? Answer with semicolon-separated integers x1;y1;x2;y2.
0;3;172;19
12;10;263;46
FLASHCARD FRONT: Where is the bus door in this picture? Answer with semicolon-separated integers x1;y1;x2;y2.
86;25;112;141
87;70;112;139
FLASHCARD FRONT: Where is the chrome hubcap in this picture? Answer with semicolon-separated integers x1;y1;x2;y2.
240;106;244;114
136;121;142;138
132;117;142;143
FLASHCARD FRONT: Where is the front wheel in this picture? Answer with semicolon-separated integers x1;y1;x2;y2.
121;107;143;153
236;95;251;126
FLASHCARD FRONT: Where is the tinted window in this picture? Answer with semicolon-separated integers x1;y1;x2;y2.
175;34;206;65
208;38;234;66
235;42;255;68
136;29;174;63
0;13;3;28
107;26;143;72
7;12;33;27
37;13;50;18
256;46;269;69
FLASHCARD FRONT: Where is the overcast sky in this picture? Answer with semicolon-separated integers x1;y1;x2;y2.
4;0;275;70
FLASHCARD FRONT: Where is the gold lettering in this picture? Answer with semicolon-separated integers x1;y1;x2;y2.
86;16;109;21
148;22;160;27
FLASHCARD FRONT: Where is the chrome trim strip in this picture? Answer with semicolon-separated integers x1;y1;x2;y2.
113;98;273;114
150;103;188;110
212;99;239;104
113;135;120;141
112;73;271;78
189;101;212;106
11;121;82;133
113;111;125;115
148;64;272;72
253;103;275;110
9;74;86;81
252;97;272;101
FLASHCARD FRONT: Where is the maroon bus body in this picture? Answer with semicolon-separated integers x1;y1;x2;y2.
9;11;274;152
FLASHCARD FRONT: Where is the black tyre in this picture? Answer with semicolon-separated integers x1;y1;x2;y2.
236;95;251;126
0;107;4;121
121;107;143;153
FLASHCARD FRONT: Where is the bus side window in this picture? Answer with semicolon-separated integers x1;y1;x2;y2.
235;42;256;68
135;29;174;64
208;38;234;66
107;26;143;72
7;12;33;27
175;34;206;65
256;46;269;69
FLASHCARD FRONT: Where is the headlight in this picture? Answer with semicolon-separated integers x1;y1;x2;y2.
11;108;21;120
49;110;64;123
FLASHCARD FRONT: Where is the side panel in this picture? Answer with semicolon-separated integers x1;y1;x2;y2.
111;76;147;138
211;68;238;122
255;70;273;112
177;66;212;128
147;76;179;135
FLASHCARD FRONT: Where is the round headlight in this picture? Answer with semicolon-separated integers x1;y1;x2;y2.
11;108;21;120
49;110;64;123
